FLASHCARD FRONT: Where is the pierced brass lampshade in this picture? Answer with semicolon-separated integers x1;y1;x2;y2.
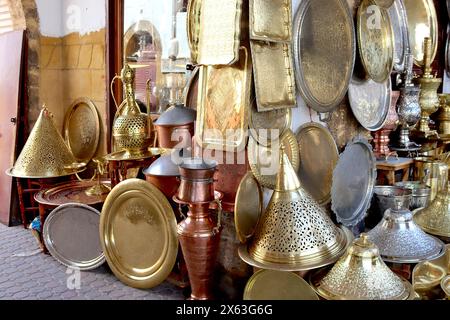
238;147;353;271
309;234;413;300
6;107;84;178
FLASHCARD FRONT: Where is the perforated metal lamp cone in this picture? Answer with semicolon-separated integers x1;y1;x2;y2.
239;148;352;272
6;108;82;178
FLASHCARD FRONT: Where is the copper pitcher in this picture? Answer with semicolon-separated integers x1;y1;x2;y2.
177;158;217;204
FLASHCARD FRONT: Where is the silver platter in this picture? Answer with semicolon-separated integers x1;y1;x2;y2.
388;0;410;72
43;203;105;270
331;137;377;227
348;75;392;132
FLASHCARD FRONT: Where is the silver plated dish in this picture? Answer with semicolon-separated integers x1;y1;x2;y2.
348;76;392;132
331;137;377;227
43;203;105;270
388;0;410;72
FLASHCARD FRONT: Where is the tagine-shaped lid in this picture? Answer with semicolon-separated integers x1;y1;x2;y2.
6;107;83;178
413;183;450;238
154;104;196;126
310;234;412;300
239;146;353;271
367;197;446;263
143;149;182;177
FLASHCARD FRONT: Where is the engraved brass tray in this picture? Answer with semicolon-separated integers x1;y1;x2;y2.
43;203;105;270
348;76;392;131
187;0;201;64
293;0;355;114
244;270;319;300
249;0;291;42
183;67;199;110
248;129;300;190
197;0;242;65
404;0;438;66
195;47;251;152
388;0;410;72
296;123;339;206
357;0;394;83
100;179;178;289
251;41;296;112
63;98;100;164
234;172;263;244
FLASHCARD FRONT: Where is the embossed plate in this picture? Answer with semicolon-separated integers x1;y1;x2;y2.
348;75;392;131
388;0;410;72
187;0;202;64
293;0;355;114
100;179;178;289
249;0;291;42
296;123;339;206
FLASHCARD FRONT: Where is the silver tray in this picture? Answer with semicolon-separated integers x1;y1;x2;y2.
43;203;105;270
388;0;410;72
331;137;377;227
348;75;392;132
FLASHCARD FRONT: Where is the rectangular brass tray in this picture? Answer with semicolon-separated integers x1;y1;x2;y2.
251;41;296;112
195;47;251;152
249;0;291;42
197;0;243;65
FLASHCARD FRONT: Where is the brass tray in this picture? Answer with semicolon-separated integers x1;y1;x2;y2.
293;0;355;114
234;172;263;244
183;67;199;110
249;0;291;42
197;0;242;65
251;41;296;112
43;203;105;271
348;76;392;131
104;147;166;162
100;179;178;289
187;0;202;64
404;0;438;67
63;98;100;164
249;100;292;147
388;0;410;72
295;123;339;206
195;47;251;152
248;129;300;190
244;270;319;300
357;0;394;83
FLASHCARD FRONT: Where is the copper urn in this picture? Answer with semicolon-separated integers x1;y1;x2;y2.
373;91;400;158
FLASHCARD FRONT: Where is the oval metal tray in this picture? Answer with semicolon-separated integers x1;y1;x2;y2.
388;0;410;72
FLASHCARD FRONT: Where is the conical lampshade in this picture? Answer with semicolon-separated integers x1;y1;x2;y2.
239;147;352;271
6;108;84;178
310;234;413;300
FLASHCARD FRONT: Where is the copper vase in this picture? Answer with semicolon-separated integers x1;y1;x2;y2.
373;91;400;158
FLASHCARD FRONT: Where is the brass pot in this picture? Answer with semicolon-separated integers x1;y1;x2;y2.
413;158;448;201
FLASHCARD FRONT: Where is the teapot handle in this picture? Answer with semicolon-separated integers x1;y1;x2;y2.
110;74;121;110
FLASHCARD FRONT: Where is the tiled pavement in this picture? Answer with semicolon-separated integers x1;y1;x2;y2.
0;224;185;300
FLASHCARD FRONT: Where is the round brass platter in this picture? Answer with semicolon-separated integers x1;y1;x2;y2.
234;172;263;244
244;270;319;300
100;179;178;289
248;129;300;190
293;0;355;113
187;0;201;64
295;123;339;205
357;0;394;83
403;0;438;67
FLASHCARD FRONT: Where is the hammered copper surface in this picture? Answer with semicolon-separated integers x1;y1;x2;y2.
100;179;178;289
296;123;339;206
197;0;242;65
403;0;438;66
244;270;319;300
357;0;394;83
251;41;296;112
196;47;251;151
293;0;355;113
249;0;291;42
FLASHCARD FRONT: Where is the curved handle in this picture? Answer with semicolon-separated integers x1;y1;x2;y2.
110;74;121;110
177;203;187;220
213;198;222;235
146;78;152;117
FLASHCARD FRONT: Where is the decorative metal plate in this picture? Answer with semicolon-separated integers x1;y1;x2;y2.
183;67;199;110
234;172;263;244
388;0;410;72
331;138;377;227
100;179;178;289
251;41;296;112
249;101;292;147
348;75;392;131
293;0;355;114
249;0;291;42
357;0;394;83
195;47;251;152
187;0;201;64
295;123;339;206
43;203;105;270
63;98;100;164
197;0;242;65
244;270;319;300
403;0;438;67
248;129;300;190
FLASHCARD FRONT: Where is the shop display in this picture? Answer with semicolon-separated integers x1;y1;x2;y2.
373;91;400;158
43;203;104;270
388;0;410;72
